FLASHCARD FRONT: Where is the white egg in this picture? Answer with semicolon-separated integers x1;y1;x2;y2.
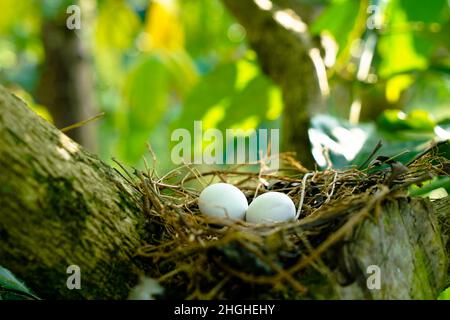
198;183;248;220
245;192;296;224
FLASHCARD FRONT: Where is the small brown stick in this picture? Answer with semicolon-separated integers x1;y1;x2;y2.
239;240;308;293
253;151;267;200
157;265;189;283
323;147;333;170
112;158;136;185
406;140;448;166
285;186;389;278
202;276;231;299
180;160;207;188
185;170;301;183
324;171;338;203
294;229;335;282
60;112;105;133
146;142;160;180
358;140;383;170
295;172;313;219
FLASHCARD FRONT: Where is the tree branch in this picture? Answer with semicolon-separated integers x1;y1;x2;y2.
0;86;147;299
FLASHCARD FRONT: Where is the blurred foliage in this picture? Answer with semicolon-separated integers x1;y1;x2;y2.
308;0;449;204
0;0;448;172
92;0;282;166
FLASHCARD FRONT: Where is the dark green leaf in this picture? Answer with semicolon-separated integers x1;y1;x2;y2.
0;266;39;300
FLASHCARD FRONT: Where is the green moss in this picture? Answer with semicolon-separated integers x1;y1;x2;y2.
411;248;434;299
0;184;13;194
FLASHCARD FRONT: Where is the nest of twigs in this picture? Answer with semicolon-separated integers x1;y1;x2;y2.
122;143;449;299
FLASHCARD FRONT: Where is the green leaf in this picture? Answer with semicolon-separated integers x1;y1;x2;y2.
0;266;39;300
405;110;436;131
309;114;438;169
377;0;447;78
181;0;238;58
377;109;411;131
95;0;141;50
174;62;237;130
438;287;450;300
310;0;362;57
163;50;199;98
401;0;447;24
119;54;170;164
409;177;450;197
377;109;436;133
378;11;426;76
404;74;450;121
219;74;280;130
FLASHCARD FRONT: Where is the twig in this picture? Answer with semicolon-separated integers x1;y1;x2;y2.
325;171;338;203
357;140;382;170
60;112;105;133
295;172;313;219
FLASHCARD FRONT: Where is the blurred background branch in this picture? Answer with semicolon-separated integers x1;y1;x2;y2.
221;0;326;167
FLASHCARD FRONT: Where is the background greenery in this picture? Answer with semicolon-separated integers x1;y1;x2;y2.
0;0;448;168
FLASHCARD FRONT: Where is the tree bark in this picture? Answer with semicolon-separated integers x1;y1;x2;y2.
331;196;448;299
0;86;449;299
0;86;147;299
221;0;327;168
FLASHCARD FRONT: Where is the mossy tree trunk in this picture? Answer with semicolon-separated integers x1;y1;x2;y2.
0;86;449;299
329;196;448;299
0;86;148;299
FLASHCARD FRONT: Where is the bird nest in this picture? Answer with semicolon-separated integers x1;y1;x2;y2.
123;144;449;299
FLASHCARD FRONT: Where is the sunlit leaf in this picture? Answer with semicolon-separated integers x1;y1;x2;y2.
377;0;447;78
377;109;436;132
219;74;279;130
385;74;415;103
405;110;436;131
310;0;362;58
174;62;237;131
0;0;40;35
95;0;141;50
235;57;260;90
438;287;450;300
377;109;410;131
410;177;450;197
266;86;283;121
142;0;184;52
378;9;427;77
